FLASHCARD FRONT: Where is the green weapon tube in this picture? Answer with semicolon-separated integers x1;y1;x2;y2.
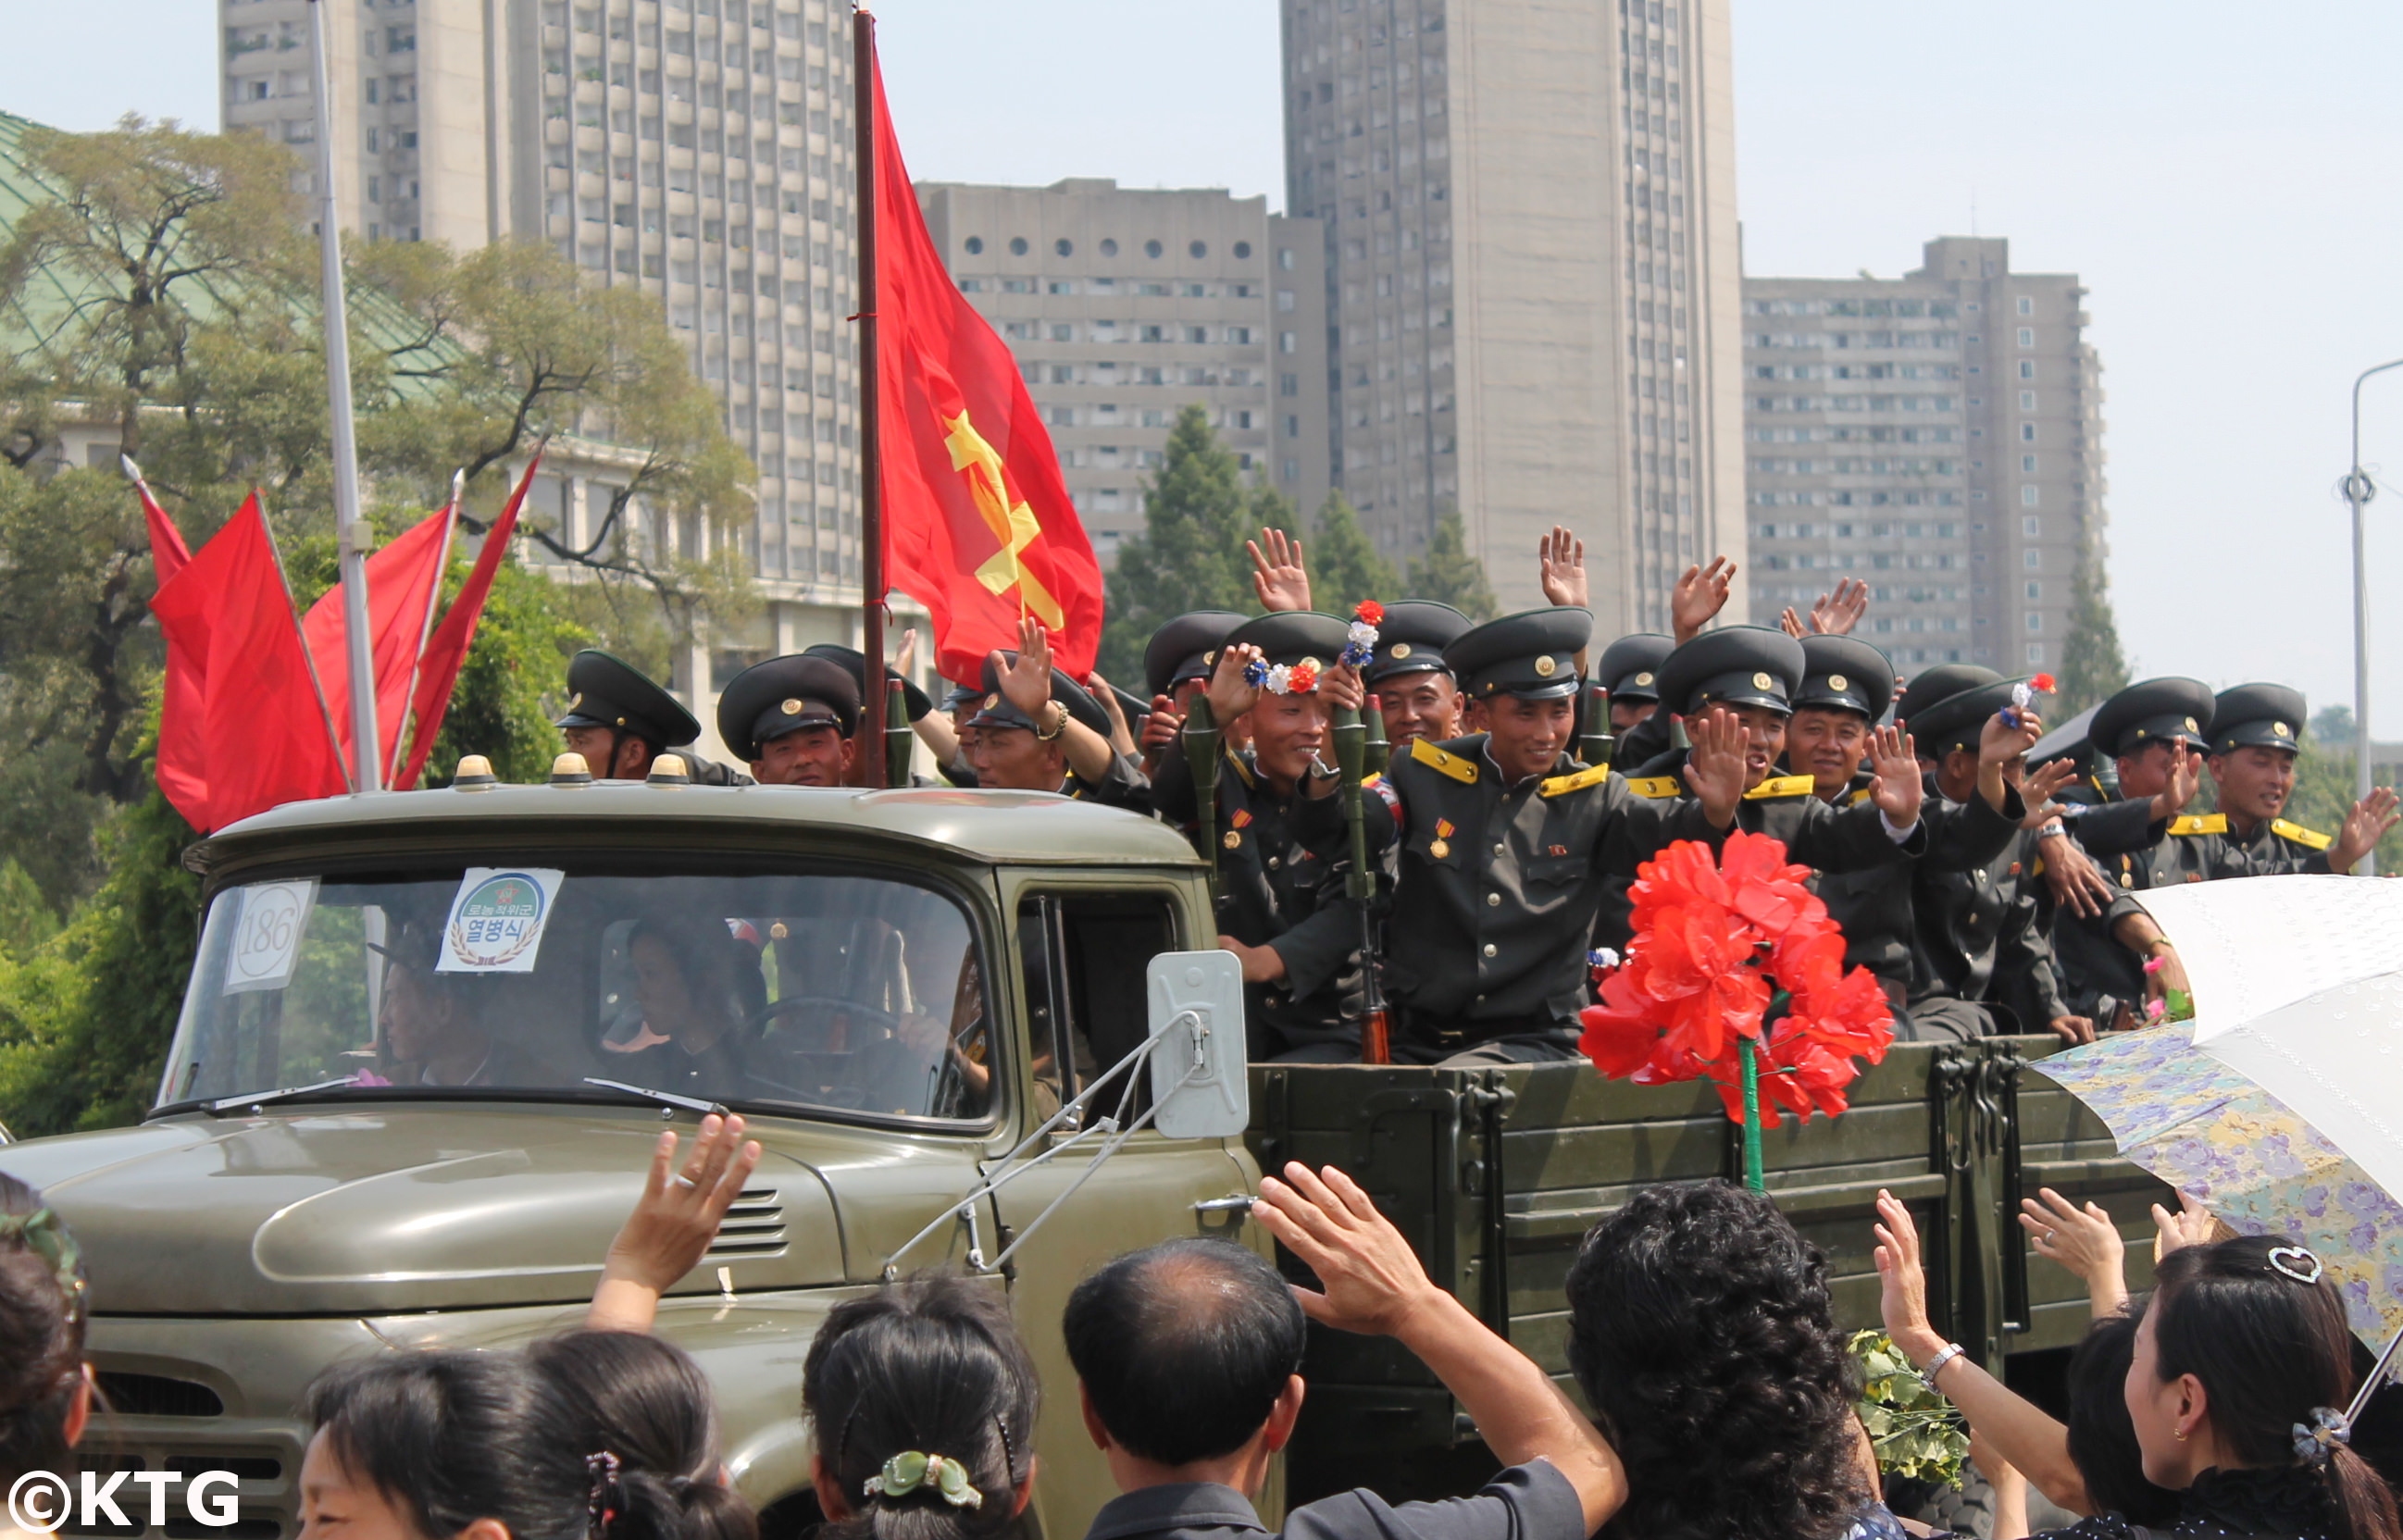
1183;696;1222;909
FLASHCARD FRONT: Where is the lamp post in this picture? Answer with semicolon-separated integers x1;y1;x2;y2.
2344;358;2403;875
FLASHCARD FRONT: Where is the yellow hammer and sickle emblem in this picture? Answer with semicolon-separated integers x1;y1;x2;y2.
941;409;1065;627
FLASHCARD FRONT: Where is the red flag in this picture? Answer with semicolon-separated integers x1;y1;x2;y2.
868;55;1103;682
134;474;204;826
394;453;542;789
302;500;454;786
148;495;348;831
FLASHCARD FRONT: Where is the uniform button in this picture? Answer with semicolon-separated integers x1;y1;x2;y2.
1493;843;1507;856
1267;856;1281;870
1487;892;1501;907
1482;943;1498;958
1476;994;1487;1004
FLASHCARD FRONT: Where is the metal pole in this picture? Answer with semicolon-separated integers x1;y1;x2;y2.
2347;358;2403;875
307;0;382;791
852;4;887;787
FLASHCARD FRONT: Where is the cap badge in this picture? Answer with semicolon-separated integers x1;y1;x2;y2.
1534;654;1558;677
1391;642;1413;660
2274;721;2292;739
1752;672;1774;691
2185;716;2198;732
1202;650;1216;666
1634;671;1654;688
1300;657;1324;674
780;698;804;716
984;693;1001;711
569;691;583;708
1828;673;1849;692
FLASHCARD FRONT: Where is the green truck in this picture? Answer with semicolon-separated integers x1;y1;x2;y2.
0;779;2164;1540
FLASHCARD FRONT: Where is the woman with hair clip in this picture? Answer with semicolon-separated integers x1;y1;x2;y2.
801;1275;1039;1540
0;1173;93;1540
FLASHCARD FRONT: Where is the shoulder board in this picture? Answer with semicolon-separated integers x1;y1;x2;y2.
1625;776;1686;800
2272;817;2334;851
1745;774;1817;801
1539;764;1613;799
2169;813;2228;837
1363;773;1382;789
1408;736;1478;784
1845;786;1873;807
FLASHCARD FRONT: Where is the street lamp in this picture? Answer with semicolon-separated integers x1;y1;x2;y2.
2344;357;2403;875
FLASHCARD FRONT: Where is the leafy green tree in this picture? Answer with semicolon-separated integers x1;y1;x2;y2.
1307;491;1399;616
2055;534;2130;717
1407;507;1497;620
1098;405;1258;680
2278;740;2403;874
0;863;58;959
422;558;592;787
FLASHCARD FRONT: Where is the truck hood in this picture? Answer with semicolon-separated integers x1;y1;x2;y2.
0;1104;875;1316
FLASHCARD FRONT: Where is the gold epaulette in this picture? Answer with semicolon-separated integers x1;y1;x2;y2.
2169;813;2228;836
1408;736;1478;784
2272;817;2334;851
1845;787;1874;807
1625;776;1685;800
1363;773;1382;789
1745;774;1817;801
1539;764;1613;799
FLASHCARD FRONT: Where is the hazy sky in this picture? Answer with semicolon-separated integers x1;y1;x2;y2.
10;2;2403;730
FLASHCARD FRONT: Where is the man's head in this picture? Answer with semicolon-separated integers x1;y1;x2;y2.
1657;627;1807;792
2210;745;2297;824
1445;606;1596;778
1787;636;1893;798
554;650;700;780
1144;610;1250;706
717;653;864;788
2091;677;2215;800
1222;610;1354;785
1063;1239;1306;1477
2204;682;2308;824
1361;601;1474;749
1904;677;2022;802
1251;690;1333;783
1596;632;1674;735
965;655;1111;791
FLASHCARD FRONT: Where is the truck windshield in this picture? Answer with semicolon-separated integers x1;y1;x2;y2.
158;864;992;1123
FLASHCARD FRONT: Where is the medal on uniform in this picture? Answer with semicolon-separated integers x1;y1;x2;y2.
1430;817;1454;860
1224;830;1242;850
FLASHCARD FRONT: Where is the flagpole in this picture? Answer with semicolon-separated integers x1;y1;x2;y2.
387;467;463;786
308;0;383;791
852;2;888;788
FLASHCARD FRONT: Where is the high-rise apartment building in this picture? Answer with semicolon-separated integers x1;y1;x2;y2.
1279;0;1745;627
1742;237;2105;672
219;0;866;603
917;178;1331;565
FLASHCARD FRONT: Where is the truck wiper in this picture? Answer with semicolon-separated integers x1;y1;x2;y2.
581;1078;730;1119
206;1075;362;1115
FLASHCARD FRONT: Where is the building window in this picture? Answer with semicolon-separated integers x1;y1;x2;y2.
964;236;983;255
2024;613;2043;633
1009;236;1028;255
1054;238;1073;256
1144;239;1164;258
2024;550;2042;570
2021;423;2037;442
1100;238;1118;256
1189;240;1208;258
2019;391;2036;410
1278;248;1295;270
2021;455;2038;474
2021;486;2040;507
2017;327;2035;346
2017;361;2035;380
2025;580;2043;600
2016;296;2034;315
2022;515;2041;536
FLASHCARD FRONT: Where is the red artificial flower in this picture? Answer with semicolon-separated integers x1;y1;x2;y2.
1354;600;1386;626
1287;661;1320;693
2030;673;2058;693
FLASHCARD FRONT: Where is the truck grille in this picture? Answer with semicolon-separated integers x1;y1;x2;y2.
704;1186;787;1259
62;1438;294;1540
96;1374;224;1419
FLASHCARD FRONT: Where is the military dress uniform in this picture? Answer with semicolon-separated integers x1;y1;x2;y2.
1898;677;2066;1040
964;652;1152;810
554;649;753;786
714;653;863;781
1598;627;1924;954
1597;632;1676;774
2167;683;2341;878
1360;609;1723;1065
1152;612;1369;1062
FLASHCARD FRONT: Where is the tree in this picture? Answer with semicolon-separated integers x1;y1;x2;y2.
2055;532;2130;717
1407;508;1497;620
1097;405;1259;680
1307;491;1399;615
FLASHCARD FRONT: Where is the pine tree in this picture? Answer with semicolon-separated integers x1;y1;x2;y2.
1097;405;1258;680
2056;532;2131;717
1308;491;1400;616
1407;508;1498;620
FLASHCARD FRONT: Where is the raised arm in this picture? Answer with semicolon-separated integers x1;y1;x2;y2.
589;1113;763;1332
1255;1162;1625;1532
998;617;1118;786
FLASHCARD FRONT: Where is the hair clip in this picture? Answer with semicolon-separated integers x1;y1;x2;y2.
2268;1245;2325;1285
0;1208;88;1326
2294;1407;2352;1466
585;1451;624;1539
864;1452;983;1510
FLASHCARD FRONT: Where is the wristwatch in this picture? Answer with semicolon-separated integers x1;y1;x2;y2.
2038;821;2067;840
1033;702;1068;741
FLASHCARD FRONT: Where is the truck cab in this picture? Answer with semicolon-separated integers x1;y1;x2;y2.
0;781;1264;1540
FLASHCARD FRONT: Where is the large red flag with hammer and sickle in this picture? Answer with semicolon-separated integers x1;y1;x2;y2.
869;57;1103;683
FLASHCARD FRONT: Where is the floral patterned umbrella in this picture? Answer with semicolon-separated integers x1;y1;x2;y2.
2030;1020;2403;1341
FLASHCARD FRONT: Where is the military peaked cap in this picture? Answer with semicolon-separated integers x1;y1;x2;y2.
1595;633;1675;704
2208;683;2309;755
1360;601;1474;688
1896;664;1998;727
554;650;700;748
1794;634;1896;721
2090;677;2215;759
716;653;862;761
1143;610;1249;701
1908;677;2028;757
967;653;1113;737
1656;626;1806;716
1447;607;1594;701
1225;610;1352;673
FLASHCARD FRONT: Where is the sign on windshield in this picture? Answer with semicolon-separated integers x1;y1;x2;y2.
160;865;993;1123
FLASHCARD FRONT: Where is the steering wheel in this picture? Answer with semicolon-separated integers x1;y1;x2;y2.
748;994;906;1039
746;996;967;1117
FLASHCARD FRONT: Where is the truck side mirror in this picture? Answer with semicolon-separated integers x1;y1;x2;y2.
1146;950;1250;1140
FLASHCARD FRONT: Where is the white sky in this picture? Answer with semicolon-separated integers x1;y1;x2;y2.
11;1;2403;731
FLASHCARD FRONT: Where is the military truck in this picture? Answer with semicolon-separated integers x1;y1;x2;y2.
0;778;2165;1540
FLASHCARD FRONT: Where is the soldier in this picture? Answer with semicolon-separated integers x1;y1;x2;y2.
964;618;1150;808
803;642;960;785
1360;601;1473;752
1359;607;1749;1065
2185;684;2399;877
1595;633;1673;740
554;649;751;785
713;654;862;788
1597;627;1928;952
1152;613;1371;1062
1898;674;2091;1044
1137;610;1248;771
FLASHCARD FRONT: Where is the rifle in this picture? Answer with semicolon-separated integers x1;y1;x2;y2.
1578;681;1616;770
1183;696;1222;911
885;678;913;788
1333;703;1392;1064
